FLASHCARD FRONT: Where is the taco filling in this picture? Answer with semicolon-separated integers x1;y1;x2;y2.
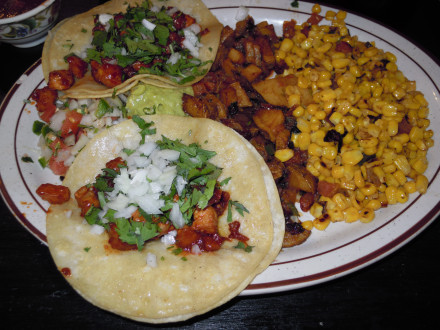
42;0;223;98
70;116;250;253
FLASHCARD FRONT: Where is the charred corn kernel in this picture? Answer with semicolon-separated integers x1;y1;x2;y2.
288;93;301;107
325;10;336;20
382;163;397;174
344;207;360;223
295;132;311;150
409;126;424;142
385;173;399;187
292;106;305;117
322;145;338;160
424;129;434;139
331;165;345;179
382;104;398;117
297;118;311;133
302;220;314;231
329;112;343;125
396;188;408;203
415;139;427;151
415;174;429;194
314;217;331;229
312;3;321;13
412;157;428;174
414;93;428;106
317;79;332;89
349;106;362;117
342;150;363;165
393;155;411;175
394;133;410;144
365;199;382;211
393;170;407;186
332;58;350;69
275;149;294;162
386;61;398;72
403;180;417;194
297;76;309;89
359;208;375;223
276;50;286;60
360;183;377;196
332;193;349;209
316;42;332;53
359;137;379;149
280;38;294;52
385;51;397;62
308;143;323;157
353;170;365;188
284;55;296;67
385;186;398;204
342;132;354;144
425;138;434;148
310;203;323;218
327;208;344;222
387;120;399;136
306;103;319;115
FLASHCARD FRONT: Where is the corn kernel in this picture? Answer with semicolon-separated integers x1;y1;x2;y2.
302;220;314;231
359;208;375;223
313;217;331;230
415;174;429;194
341;150;363;165
275;149;294;162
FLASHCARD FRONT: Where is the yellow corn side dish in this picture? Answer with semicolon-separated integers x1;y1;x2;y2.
275;4;433;230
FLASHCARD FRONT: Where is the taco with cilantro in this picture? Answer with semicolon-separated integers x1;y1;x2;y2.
42;0;222;98
45;115;284;323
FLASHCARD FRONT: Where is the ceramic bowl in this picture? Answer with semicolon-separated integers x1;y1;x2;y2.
0;0;61;48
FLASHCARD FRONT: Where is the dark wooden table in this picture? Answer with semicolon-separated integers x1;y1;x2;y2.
1;1;440;329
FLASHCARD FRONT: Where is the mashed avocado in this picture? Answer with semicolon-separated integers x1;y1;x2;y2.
126;84;193;116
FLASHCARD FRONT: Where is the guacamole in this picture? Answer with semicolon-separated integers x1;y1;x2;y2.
126;84;193;117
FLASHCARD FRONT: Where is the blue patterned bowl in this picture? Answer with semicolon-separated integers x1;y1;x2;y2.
0;0;61;48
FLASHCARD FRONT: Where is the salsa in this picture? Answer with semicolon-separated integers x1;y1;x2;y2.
0;0;44;19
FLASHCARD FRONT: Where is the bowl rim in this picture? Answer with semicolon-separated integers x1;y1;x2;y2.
0;0;56;25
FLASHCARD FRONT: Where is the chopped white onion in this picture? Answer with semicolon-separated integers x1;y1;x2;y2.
146;252;157;268
169;203;185;229
142;18;156;31
90;224;105;235
99;14;113;25
161;230;177;245
49;111;66;131
235;6;249;21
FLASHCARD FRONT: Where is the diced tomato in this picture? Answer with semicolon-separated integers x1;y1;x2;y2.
60;110;83;138
317;180;340;198
48;136;67;153
299;192;315;212
36;183;70;204
48;156;69;176
39;106;56;122
307;12;323;25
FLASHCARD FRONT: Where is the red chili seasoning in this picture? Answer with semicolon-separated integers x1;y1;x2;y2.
60;267;71;277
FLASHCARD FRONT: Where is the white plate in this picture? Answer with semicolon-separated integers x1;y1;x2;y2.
1;0;439;295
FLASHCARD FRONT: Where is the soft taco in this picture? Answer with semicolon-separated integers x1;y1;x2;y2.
42;0;223;98
45;115;284;323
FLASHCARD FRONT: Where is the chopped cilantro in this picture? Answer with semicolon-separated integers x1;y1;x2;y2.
234;241;253;253
290;1;299;8
227;200;249;222
38;157;48;169
132;115;156;144
21;156;33;163
84;247;91;252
